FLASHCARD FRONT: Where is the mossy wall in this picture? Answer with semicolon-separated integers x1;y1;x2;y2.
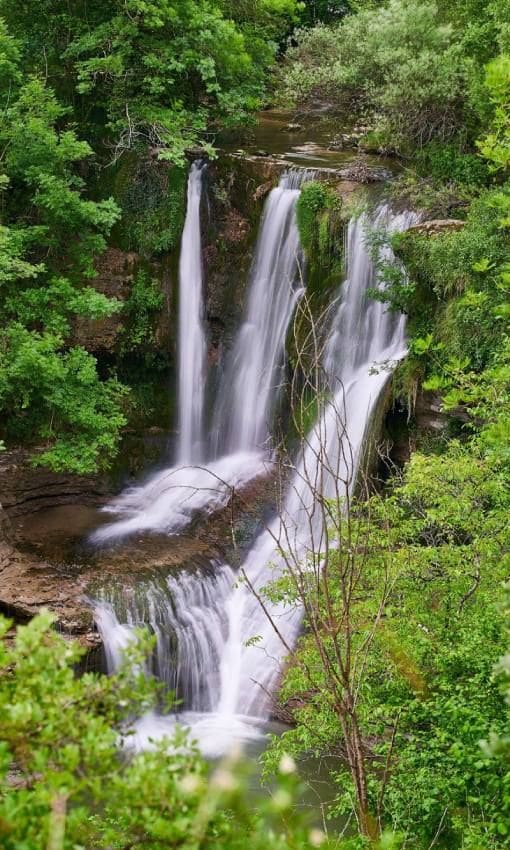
111;154;187;257
296;180;347;298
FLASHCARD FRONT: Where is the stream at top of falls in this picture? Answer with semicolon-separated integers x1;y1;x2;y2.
91;159;418;759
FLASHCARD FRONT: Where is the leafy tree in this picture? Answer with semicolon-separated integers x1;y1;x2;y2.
0;21;126;472
263;439;510;847
0;611;340;850
478;54;510;172
120;270;164;356
1;0;299;164
278;0;476;151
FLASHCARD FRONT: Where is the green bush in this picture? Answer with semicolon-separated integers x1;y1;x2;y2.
0;25;126;473
115;159;187;256
279;0;476;151
415;142;489;187
295;181;345;281
264;441;510;847
0;611;341;850
120;270;165;355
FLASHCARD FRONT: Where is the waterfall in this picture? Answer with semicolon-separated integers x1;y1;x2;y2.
177;160;207;463
94;202;417;756
94;564;235;711
91;168;308;544
215;205;418;719
211;170;307;456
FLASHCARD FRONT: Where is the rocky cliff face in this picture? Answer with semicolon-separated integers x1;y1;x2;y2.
0;449;111;518
0;451;109;651
203;156;279;359
0;153;403;647
73;248;139;353
72;155;377;366
0;540;100;650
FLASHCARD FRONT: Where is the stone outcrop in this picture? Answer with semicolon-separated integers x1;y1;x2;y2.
0;450;110;650
203;156;273;356
72;248;139;353
408;219;465;236
414;389;450;432
0;449;111;518
0;493;98;650
0;503;13;543
0;541;99;649
337;159;391;183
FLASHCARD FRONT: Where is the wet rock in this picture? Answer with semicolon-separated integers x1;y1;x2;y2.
0;542;99;649
414;390;449;432
338;159;389;183
284;123;302;131
339;132;362;148
203;156;277;350
253;180;274;202
407;219;465;236
333;179;365;198
328;135;343;151
221;209;250;244
0;503;13;544
0;449;111;519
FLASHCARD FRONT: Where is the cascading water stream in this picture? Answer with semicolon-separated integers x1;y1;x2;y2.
211;170;306;456
94;201;417;756
94;563;235;711
177;160;207;464
91;168;309;544
215;205;418;720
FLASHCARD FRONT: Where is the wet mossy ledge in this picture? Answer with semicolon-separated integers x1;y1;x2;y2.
295;180;348;297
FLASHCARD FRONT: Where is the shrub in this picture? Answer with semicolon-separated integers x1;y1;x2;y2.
279;0;477;151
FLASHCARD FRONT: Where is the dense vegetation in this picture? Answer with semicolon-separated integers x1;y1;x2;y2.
0;613;323;850
2;0;510;848
264;2;510;845
0;0;297;471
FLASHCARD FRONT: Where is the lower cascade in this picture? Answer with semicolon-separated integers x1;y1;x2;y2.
93;185;417;756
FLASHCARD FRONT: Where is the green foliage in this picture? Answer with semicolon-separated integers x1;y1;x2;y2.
477;54;510;172
1;0;298;165
0;611;340;850
279;0;477;151
121;270;165;355
296;181;345;281
415;142;489;187
0;327;128;473
114;159;187;255
264;440;510;847
0;23;126;472
481;585;510;763
298;0;350;26
375;188;510;380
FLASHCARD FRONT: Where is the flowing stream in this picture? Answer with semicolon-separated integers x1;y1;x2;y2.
93;162;416;756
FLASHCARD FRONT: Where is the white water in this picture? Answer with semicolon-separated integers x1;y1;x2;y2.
91;169;308;545
215;205;417;719
95;563;235;710
90;450;268;541
212;170;306;455
94;202;417;754
178;161;207;464
94;563;268;756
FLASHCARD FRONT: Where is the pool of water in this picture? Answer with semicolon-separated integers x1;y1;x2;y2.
219;108;399;175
